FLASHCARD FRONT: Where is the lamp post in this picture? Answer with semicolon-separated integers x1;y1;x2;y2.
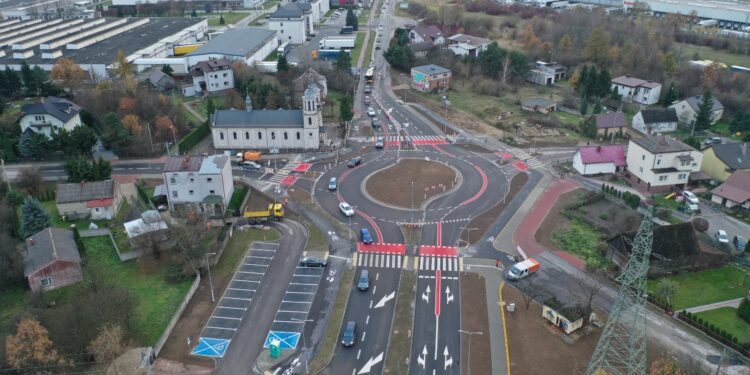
205;252;217;303
410;180;414;224
458;330;483;375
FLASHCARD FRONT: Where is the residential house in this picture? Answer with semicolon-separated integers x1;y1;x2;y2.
292;68;327;107
20;96;83;139
521;98;556;114
268;3;310;44
408;25;444;46
188;58;234;97
611;75;662;105
308;0;329;23
525;61;568;86
632;108;679;135
410;42;433;58
410;64;451;93
542;297;584;335
595;112;627;137
55;180;122;220
572;145;626;176
163;154;234;217
711;171;750;209
445;33;490;57
147;70;175;91
24;228;82;292
212;84;323;150
124;210;169;247
625;135;702;193
669;95;724;125
701;142;750;182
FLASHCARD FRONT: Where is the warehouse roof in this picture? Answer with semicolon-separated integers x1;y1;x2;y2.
188;28;277;59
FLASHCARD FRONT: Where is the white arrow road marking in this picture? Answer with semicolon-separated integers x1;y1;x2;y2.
445;286;454;305
422;285;431;303
417;345;427;369
443;346;453;370
374;291;395;309
357;352;384;374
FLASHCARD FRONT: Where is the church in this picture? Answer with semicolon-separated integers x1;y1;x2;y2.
211;82;323;151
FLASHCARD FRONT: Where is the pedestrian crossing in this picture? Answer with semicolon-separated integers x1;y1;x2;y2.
384;135;446;142
356;253;404;269
268;158;301;183
418;256;459;272
507;147;544;169
355;253;460;271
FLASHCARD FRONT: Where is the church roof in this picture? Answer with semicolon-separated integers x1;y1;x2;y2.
212;109;304;128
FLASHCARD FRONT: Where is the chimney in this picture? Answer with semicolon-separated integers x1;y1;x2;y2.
245;95;252;113
182;155;190;169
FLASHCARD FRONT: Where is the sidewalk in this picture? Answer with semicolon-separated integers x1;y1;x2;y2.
685;298;744;314
492;173;552;256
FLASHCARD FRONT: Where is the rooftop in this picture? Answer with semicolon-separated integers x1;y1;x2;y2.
199;155;229;174
24;228;80;276
22;96;81;123
631;135;694;154
447;33;490;46
411;24;443;42
681;95;724;113
640;108;678;124
577;145;626;166
188;28;276;59
411;64;450;75
164;155;205;173
712;170;750;203
522;97;556;108
269;3;304;18
56;180;115;204
709;142;750;170
611;75;660;88
212;108;304;129
595;112;627;129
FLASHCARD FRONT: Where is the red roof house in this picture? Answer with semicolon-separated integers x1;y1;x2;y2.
711;170;750;209
573;145;626;176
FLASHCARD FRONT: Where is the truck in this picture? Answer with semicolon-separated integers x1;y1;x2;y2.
234;151;261;165
319;36;356;49
315;49;350;60
506;258;540;280
243;203;284;224
340;26;354;34
277;41;291;56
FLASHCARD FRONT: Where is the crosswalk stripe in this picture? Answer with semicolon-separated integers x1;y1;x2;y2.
386;255;390;268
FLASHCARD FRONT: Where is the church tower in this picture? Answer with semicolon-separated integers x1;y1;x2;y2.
302;81;322;149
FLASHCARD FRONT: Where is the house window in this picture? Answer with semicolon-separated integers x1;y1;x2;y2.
207;178;213;182
296;132;301;140
34;115;45;122
678;173;687;180
258;131;262;140
172;191;178;197
223;73;228;77
639;167;643;173
641;155;645;161
189;190;194;195
656;159;661;165
219;132;224;140
210;190;215;194
233;132;237;140
245;132;249;140
658;175;667;181
95;207;100;212
284;132;288;140
170;177;176;183
309;132;313;137
40;277;53;287
271;132;276;140
681;161;689;166
224;81;229;86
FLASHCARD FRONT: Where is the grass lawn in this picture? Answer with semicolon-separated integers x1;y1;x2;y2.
696;307;750;344
648;265;750;310
0;286;28;341
677;43;750;68
364;30;377;66
308;267;354;373
304;218;327;253
554;111;582;127
350;32;367;67
357;8;370;25
214;227;281;276
552;218;606;268
191;95;229;118
323;90;344;122
384;271;415;373
653;194;683;211
263;0;279;9
205;12;251;26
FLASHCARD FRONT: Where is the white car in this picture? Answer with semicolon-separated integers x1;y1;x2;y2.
682;191;699;204
367;107;376;117
716;230;729;244
339;202;355;217
243;161;261;170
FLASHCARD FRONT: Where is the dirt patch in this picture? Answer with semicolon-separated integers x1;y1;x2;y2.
245;187;274;211
366;159;457;209
461;172;529;244
460;273;492;375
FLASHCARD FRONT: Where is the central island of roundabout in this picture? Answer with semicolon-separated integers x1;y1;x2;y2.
362;158;461;211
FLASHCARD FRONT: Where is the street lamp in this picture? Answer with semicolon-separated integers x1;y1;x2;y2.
458;330;483;375
205;252;217;303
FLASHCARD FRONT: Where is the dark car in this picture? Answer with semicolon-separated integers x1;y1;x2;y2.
360;228;373;244
371;118;380;128
299;256;327;267
357;270;369;291
341;321;357;347
364;85;372;94
347;156;362;167
735;235;748;251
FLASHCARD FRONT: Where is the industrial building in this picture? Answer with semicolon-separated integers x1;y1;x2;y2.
0;17;208;78
185;28;278;66
634;0;750;31
0;0;76;20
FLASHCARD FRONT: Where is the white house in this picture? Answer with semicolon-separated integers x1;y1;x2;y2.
211;84;322;150
669;95;724;125
185;28;278;67
268;3;309;44
309;0;329;23
187;58;234;96
572;145;626;176
55;180;123;220
611;75;662;105
409;25;444;46
163;154;234;217
526;61;568;86
632;108;679;135
626;135;703;193
445;33;490;57
20;97;83;139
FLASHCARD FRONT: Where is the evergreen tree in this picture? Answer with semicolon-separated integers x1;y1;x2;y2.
580;99;589;115
161;65;174;76
693;89;714;132
593;100;602;114
191;9;198;17
345;6;358;31
206;96;216;123
91;157;112;181
277;54;289;72
64;156;112;183
335;50;351;72
662;82;678;105
18;131;48;159
729;112;750;134
0;70;7;99
20;62;36;96
100;112;131;151
383;44;415;71
339;95;353;123
596;67;611;98
3;67;22;98
19;198;51;239
577;65;589;97
219;14;225;25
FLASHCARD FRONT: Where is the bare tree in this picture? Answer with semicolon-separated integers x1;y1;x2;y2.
576;274;606;322
520;280;545;310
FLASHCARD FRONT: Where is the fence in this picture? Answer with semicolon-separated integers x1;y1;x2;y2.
178;123;210;154
153;273;201;357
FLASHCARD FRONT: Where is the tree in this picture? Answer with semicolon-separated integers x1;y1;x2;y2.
16;168;44;196
153;115;175;143
661;51;678;76
191;9;197;17
339;95;353;123
558;34;573;52
100;112;131;151
693;89;714;132
121;114;143;136
20;61;38;96
580;99;588;116
20;197;51;239
383;44;415;71
219;14;225;24
50;58;86;97
113;49;133;79
52;126;97;156
581;116;597;138
345;6;358;31
582;27;611;66
729;111;750;134
206;96;216;122
593;100;602;114
654;279;677;305
161;64;174;76
5;319;67;373
520;280;544;310
88;324;127;365
173;220;211;271
683;136;700;149
576;274;604;322
662;82;678;105
648;357;685;375
335;50;352;72
18;131;49;160
521;24;541;51
64;156;112;183
277;54;289;72
2;67;22;98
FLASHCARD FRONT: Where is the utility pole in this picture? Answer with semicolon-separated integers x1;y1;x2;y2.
205;252;217;303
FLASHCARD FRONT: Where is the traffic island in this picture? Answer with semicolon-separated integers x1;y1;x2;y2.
364;158;459;210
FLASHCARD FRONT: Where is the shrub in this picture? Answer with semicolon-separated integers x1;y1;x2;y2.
178;123;210;154
599;214;608;221
738;298;750;324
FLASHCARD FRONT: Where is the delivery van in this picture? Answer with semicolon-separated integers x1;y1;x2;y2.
506;258;540;280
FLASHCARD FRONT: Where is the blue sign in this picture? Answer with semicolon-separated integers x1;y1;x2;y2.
264;331;301;350
191;337;231;358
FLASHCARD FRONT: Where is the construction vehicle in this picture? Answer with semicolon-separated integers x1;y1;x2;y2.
506;258;540;280
243;203;284;224
235;151;261;165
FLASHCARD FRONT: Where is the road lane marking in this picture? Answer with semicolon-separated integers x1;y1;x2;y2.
435;269;441;360
361;331;366;342
366;315;370;325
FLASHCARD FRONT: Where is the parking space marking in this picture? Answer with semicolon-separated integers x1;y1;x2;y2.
265;265;324;349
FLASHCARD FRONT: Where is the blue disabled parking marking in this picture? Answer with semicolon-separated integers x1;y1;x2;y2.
263;331;300;349
191;337;231;358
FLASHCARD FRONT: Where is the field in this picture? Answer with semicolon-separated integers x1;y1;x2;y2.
695;307;750;343
205;12;251;26
677;43;750;68
552;218;606;268
647;265;750;310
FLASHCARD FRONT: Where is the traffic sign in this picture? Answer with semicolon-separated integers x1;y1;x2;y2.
263;331;300;350
191;337;231;358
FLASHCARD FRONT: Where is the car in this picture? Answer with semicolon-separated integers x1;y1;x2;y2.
371;118;380;128
242;161;261;170
364;85;372;93
716;230;730;244
367;107;376;117
339;202;355;216
735;235;747;251
685;203;700;214
375;44;381;50
347;156;362;167
375;136;384;149
712;137;723;144
357;270;370;291
682;191;699;204
299;256;327;267
360;228;373;244
364;95;371;105
341;321;357;347
328;177;337;190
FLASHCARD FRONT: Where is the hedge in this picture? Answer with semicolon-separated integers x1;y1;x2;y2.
178;123;210;154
